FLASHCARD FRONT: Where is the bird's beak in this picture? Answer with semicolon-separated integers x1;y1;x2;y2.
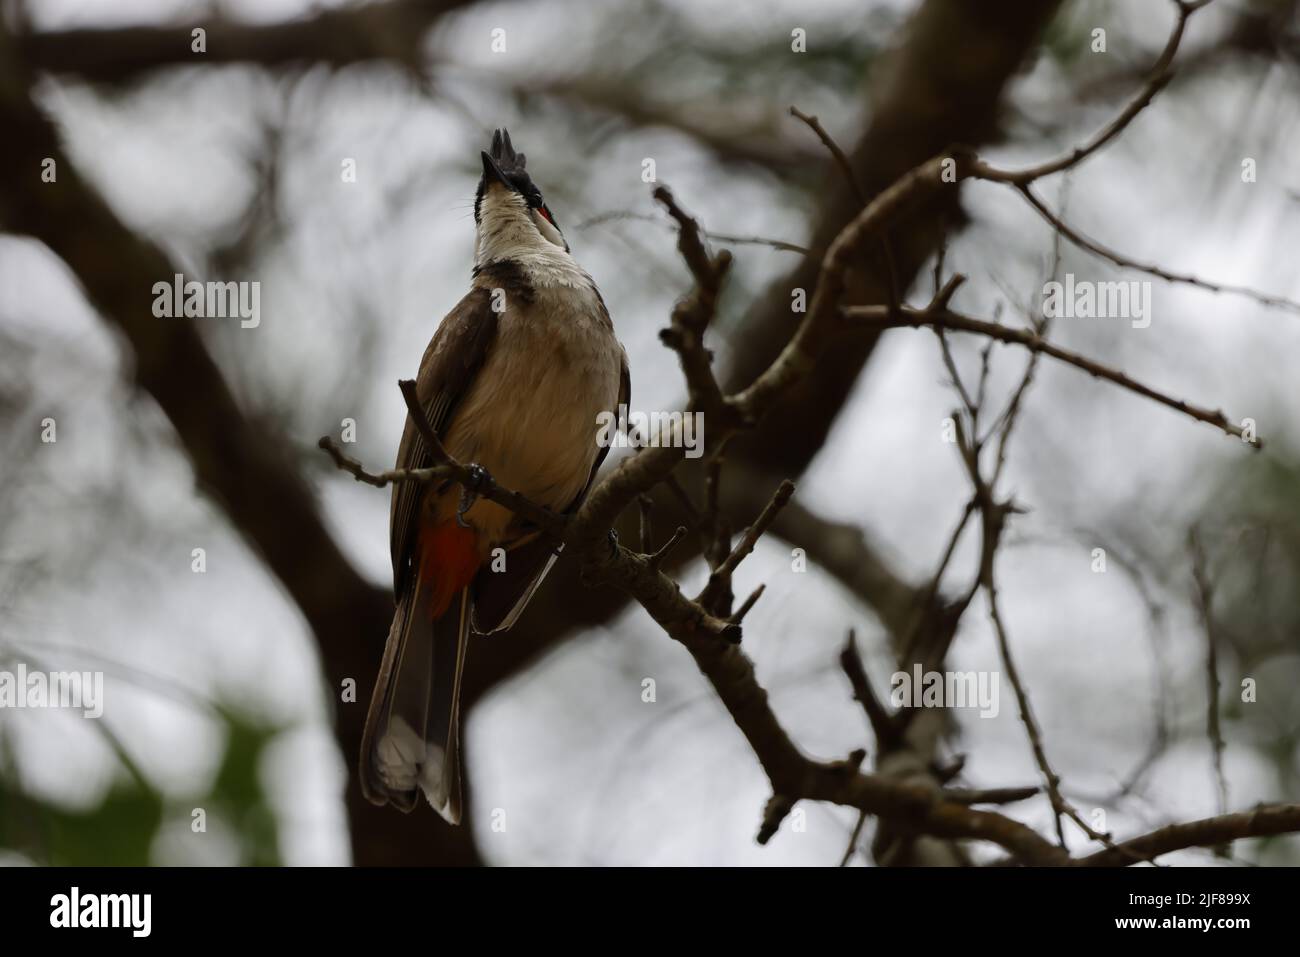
481;151;509;187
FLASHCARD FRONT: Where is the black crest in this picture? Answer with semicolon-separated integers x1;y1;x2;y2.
476;128;548;224
490;129;526;172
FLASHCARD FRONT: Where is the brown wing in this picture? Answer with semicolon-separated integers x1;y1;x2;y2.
390;287;498;597
568;348;631;513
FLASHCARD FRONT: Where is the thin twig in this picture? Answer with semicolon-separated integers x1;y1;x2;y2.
789;106;866;204
944;786;1041;806
968;0;1208;185
1014;183;1300;315
398;377;451;461
729;583;766;624
839;810;868;866
318;435;565;537
1190;529;1231;822
647;525;689;571
1079;803;1300;867
840;629;897;747
843;302;1260;446
705;479;795;584
812;128;905;318
577;210;809;254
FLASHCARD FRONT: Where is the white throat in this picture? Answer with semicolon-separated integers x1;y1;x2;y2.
475;186;586;288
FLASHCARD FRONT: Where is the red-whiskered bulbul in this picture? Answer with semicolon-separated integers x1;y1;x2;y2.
360;129;630;822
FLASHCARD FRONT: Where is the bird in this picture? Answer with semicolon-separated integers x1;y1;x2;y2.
360;129;630;823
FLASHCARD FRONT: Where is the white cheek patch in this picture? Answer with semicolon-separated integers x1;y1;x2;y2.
529;208;568;250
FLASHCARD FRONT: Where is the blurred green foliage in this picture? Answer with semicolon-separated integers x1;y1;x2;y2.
0;708;283;866
1191;444;1300;863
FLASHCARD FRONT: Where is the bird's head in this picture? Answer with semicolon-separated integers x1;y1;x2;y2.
473;128;568;264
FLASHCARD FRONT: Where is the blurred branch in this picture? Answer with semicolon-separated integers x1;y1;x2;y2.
790;104;900;312
840;629;899;750
1065;531;1174;806
758;494;921;638
843;299;1260;446
703;478;793;588
577;210;809;255
789;106;866;204
1072;0;1300;104
514;75;818;172
838;810;868;867
652;186;736;424
946;786;1040;806
971;0;1201;186
696;474;787;615
720;0;1067;478
1080;804;1300;867
16;0;474;83
966;0;1300;316
924;294;1140;861
1011;183;1300;315
1189;529;1231;822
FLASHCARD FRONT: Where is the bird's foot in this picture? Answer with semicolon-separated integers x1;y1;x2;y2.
456;464;496;528
606;528;619;558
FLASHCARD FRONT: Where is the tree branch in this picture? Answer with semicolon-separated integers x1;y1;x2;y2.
1080;804;1300;867
16;0;472;83
843;301;1260;446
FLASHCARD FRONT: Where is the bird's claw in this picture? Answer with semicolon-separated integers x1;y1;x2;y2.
606;528;619;558
456;464;495;528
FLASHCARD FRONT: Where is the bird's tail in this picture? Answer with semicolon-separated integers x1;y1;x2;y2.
361;526;478;823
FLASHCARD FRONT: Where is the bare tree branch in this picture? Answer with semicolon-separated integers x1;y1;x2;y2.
16;0;473;83
843;301;1260;446
789;106;866;205
577;211;809;255
1012;182;1300;315
969;0;1203;185
840;629;899;749
1080;804;1300;867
